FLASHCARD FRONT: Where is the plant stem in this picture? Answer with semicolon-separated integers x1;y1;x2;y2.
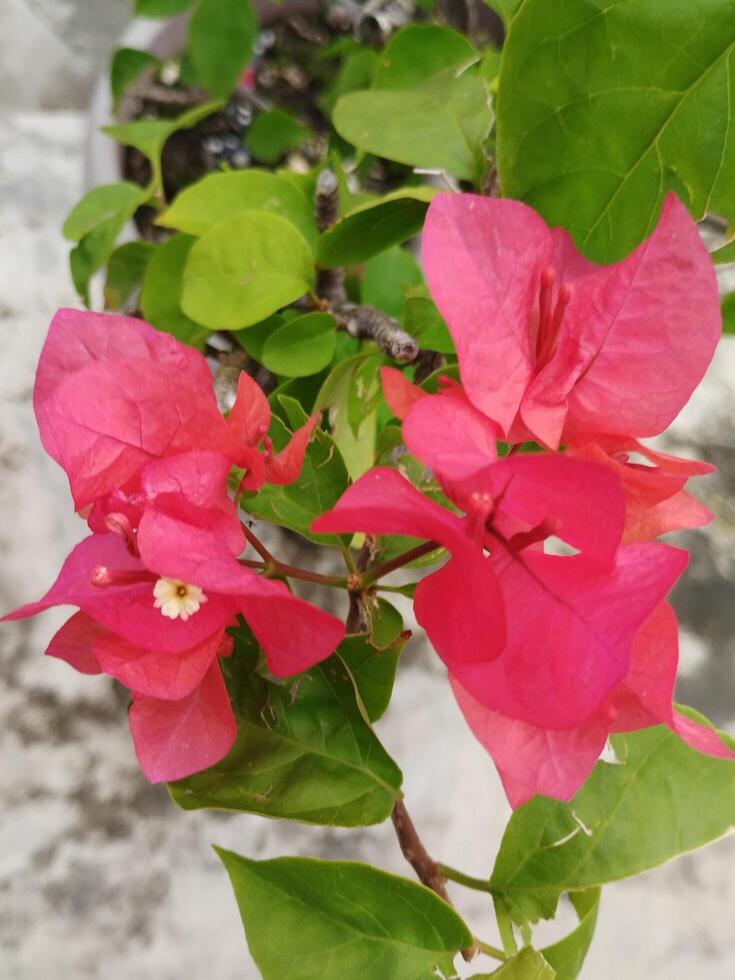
435;863;492;894
363;541;441;585
475;939;508;962
390;801;478;962
240;521;276;564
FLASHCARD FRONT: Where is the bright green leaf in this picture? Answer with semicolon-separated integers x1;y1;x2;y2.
334;65;492;183
338;627;407;723
158;168;318;249
318;187;437;268
104;241;155;310
403;295;455;353
187;0;256;99
481;0;523;26
181;211;315;329
261;313;337;377
134;0;195;15
712;238;735;264
63;182;144;242
319;47;379;115
473;947;556;979
217;851;473;979
541;889;600;980
110;48;159;111
497;0;735;261
171;637;402;825
317;353;381;479
373;23;477;89
245;107;311;165
141;234;209;347
490;716;735;927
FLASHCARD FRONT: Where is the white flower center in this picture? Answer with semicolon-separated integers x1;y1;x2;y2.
153;578;208;621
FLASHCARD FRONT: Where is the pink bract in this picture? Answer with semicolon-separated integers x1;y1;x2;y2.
422;192;721;449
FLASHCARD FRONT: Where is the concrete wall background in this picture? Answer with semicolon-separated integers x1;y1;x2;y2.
2;3;735;977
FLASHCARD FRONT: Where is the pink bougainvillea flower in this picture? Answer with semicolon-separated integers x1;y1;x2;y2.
566;435;713;543
313;461;685;730
4;448;345;781
452;603;734;808
227;371;319;491
422;193;721;450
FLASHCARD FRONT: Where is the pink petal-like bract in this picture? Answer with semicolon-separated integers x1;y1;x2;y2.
128;661;236;783
265;413;319;485
422;193;720;448
380;366;425;420
228;371;271;450
46;611;104;675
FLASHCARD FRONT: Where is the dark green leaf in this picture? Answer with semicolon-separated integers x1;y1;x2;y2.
141;234;209;346
403;295;455;353
261;312;337;377
110;48;159;111
171;638;402;825
712;238;735;264
134;0;195;15
187;0;256;99
318;187;437;268
216;851;473;979
63;182;144;242
245;108;311;164
181;211;315;329
541;889;600;980
334;65;492;182
722;293;735;334
481;0;523;26
338;627;406;723
373;23;477;89
104;241;155;311
497;0;735;261
361;246;423;318
490;716;735;928
158;168;318;249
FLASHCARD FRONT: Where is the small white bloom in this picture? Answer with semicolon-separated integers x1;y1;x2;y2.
153;578;207;621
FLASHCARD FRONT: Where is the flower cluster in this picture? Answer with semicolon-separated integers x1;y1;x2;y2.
4;310;344;782
314;192;733;806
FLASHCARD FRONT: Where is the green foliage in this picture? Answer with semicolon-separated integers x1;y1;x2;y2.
134;0;195;15
403;295;455;353
481;0;523;26
158;169;318;249
338;621;407;723
141;234;210;346
490;718;735;927
318;187;437;268
361;246;423;318
104;241;155;311
541;889;600;980
110;48;159;111
187;0;256;99
245;108;311;165
373;23;477;89
722;293;735;334
497;0;735;260
216;851;473;979
317;353;383;479
171;633;402;825
181;211;315;329
474;947;556;979
261;313;337;378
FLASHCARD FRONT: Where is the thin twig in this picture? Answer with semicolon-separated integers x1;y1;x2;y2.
363;541;440;585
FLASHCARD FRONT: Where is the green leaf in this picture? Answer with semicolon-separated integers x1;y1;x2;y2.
141;234;209;346
103;101;221;191
187;0;256;99
403;295;455;353
318;187;437;268
370;597;404;649
235;313;284;361
473;947;556;979
541;889;600;980
171;637;402;825
244;416;349;544
63;182;144;242
497;0;735;261
481;0;523;26
104;241;155;310
338;627;406;723
216;851;473;979
712;238;735;264
181;211;315;330
157;169;318;249
334;65;492;183
317;353;382;479
319;47;379;115
110;48;159;111
490;716;735;927
373;23;477;89
361;246;423;318
134;0;195;15
722;293;735;334
261;313;337;377
245;108;311;165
